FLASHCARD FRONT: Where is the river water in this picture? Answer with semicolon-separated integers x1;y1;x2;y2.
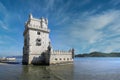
1;57;120;80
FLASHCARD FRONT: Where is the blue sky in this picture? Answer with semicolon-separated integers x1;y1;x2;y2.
0;0;120;56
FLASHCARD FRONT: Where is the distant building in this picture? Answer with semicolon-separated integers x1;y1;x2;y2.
22;14;74;65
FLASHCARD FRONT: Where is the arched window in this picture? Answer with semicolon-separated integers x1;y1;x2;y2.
59;58;62;60
67;58;69;61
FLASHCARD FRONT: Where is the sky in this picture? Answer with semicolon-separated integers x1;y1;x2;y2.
0;0;120;56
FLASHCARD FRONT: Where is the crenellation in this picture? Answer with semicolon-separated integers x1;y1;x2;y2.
51;50;72;55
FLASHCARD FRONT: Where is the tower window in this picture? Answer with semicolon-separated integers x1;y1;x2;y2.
37;32;40;35
59;58;62;60
36;38;41;46
36;43;41;46
55;58;57;60
37;39;41;42
67;58;69;61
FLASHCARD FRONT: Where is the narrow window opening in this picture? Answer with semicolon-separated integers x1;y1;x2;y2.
60;58;62;60
37;32;40;35
36;38;41;46
55;58;57;60
67;58;69;61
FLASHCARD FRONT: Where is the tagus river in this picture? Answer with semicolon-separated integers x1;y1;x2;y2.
1;58;120;80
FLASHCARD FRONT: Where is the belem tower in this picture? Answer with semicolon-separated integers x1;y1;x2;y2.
22;14;74;65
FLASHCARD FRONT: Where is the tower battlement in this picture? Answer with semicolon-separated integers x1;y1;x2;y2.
27;14;48;27
24;14;49;36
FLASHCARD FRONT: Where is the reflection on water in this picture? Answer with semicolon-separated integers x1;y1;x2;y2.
21;64;73;80
1;58;120;80
0;63;73;80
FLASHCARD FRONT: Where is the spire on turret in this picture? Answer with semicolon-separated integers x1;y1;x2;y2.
45;18;48;25
29;13;33;19
41;16;44;22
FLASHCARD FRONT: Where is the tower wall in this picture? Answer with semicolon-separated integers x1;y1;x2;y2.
22;14;50;65
29;29;50;54
28;29;50;64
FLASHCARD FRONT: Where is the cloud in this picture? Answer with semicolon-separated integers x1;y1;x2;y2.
44;0;55;11
54;9;120;53
0;1;9;30
0;1;24;31
69;10;119;44
89;37;120;53
0;21;8;30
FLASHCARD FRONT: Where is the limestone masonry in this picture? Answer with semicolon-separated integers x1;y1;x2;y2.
22;14;74;65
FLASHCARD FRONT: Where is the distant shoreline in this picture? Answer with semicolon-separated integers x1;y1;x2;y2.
75;51;120;57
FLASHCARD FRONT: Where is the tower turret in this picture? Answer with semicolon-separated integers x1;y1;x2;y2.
45;18;48;25
29;13;33;19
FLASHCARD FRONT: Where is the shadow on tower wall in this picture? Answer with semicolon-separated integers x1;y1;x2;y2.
31;51;50;65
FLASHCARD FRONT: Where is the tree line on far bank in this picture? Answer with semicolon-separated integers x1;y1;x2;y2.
75;51;120;57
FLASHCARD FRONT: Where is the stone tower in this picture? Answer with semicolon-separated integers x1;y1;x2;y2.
22;14;50;65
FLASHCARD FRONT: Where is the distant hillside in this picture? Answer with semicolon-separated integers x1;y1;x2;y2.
75;52;120;57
